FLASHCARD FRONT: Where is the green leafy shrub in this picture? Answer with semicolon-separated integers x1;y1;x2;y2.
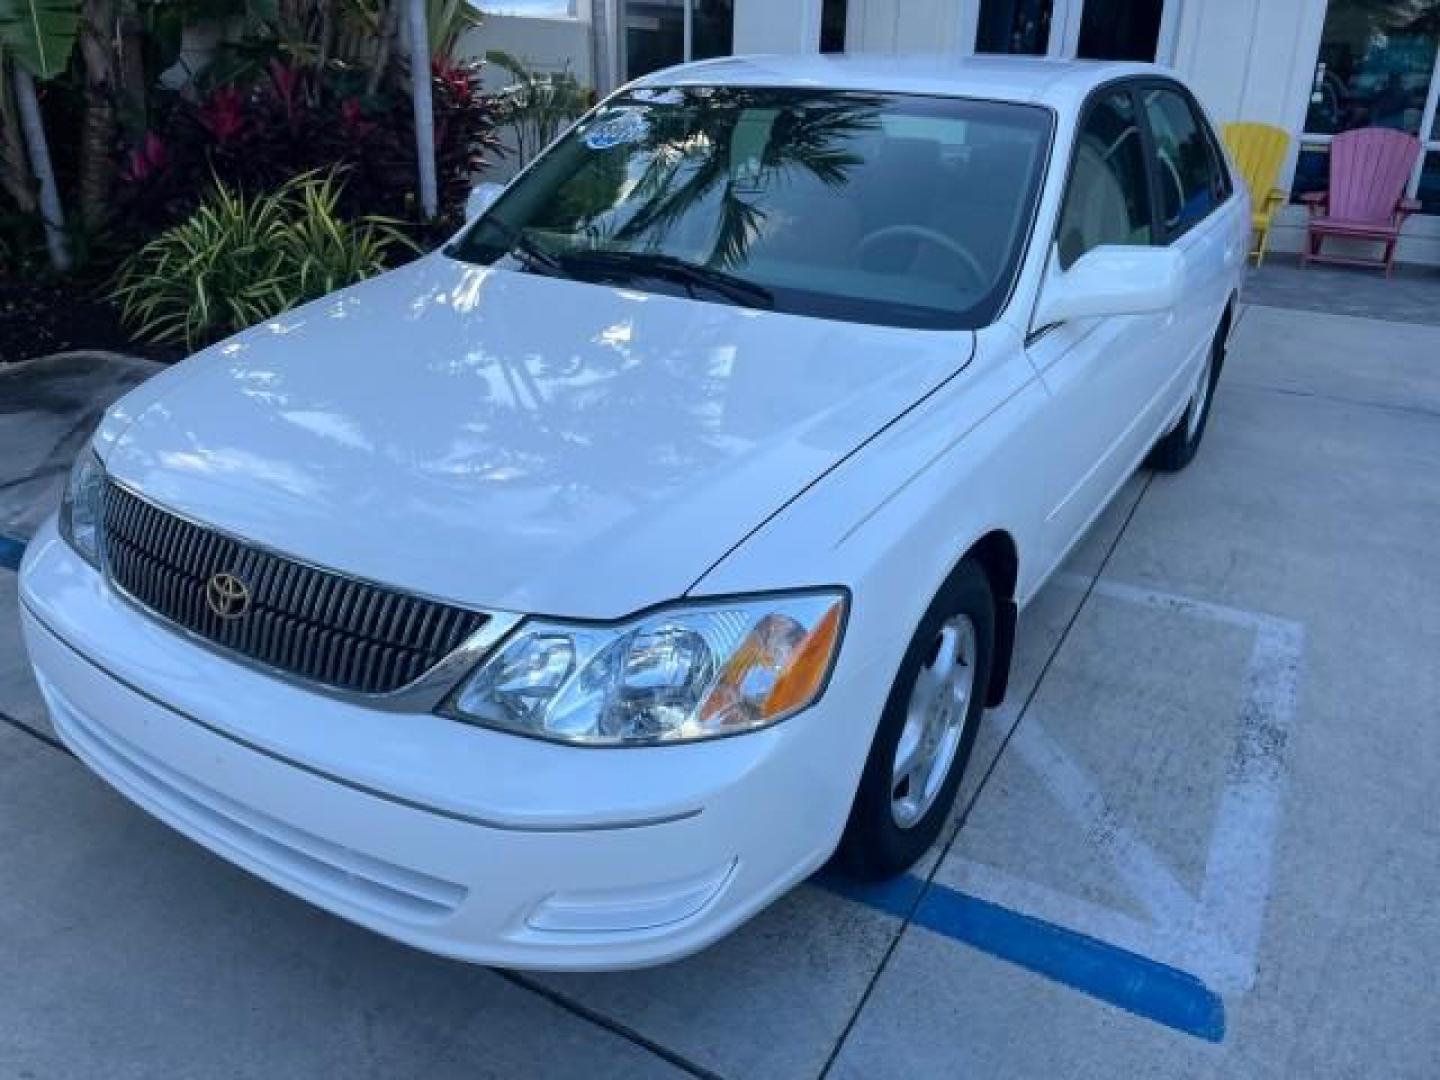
112;170;413;348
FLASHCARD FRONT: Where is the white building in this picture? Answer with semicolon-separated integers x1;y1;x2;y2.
470;0;1440;264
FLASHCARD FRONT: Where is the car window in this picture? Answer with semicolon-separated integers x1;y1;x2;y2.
1140;86;1226;237
1056;89;1154;271
450;87;1053;331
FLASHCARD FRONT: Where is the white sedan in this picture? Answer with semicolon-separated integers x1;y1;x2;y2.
19;55;1248;970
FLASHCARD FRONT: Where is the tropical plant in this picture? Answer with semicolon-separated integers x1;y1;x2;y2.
117;55;500;236
0;0;83;268
281;162;413;295
485;50;588;168
0;0;81;78
223;0;477;75
426;0;482;62
74;0;121;225
0;45;37;214
203;0;481;218
112;169;414;347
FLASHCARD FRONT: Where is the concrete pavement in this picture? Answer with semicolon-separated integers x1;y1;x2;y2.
0;352;161;542
3;302;1439;1078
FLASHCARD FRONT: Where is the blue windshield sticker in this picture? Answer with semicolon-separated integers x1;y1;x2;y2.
583;110;650;150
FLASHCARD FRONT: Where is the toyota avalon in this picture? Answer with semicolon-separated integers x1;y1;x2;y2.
19;55;1248;969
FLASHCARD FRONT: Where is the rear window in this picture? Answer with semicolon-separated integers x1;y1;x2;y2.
450;87;1054;330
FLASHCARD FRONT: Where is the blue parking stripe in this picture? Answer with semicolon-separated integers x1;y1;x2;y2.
820;872;1225;1044
0;535;25;571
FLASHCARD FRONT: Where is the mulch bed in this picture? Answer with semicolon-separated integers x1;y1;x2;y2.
0;280;183;366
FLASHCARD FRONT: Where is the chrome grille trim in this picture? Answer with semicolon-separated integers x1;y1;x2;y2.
100;480;511;703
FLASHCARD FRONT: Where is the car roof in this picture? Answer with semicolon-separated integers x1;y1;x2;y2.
630;53;1165;112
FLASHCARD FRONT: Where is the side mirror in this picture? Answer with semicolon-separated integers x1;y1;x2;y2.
465;181;505;223
1033;246;1185;328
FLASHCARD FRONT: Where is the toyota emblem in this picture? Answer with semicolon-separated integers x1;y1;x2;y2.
205;571;252;619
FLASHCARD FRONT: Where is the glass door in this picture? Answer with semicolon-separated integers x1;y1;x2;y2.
1295;0;1440;215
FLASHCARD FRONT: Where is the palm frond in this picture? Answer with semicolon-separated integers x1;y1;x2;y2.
0;0;81;79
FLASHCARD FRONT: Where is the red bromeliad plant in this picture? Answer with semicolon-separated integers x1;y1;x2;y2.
196;85;248;145
120;131;168;185
115;56;502;245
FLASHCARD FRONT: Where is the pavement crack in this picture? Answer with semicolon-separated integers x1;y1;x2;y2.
496;971;726;1080
1226;379;1440;424
0;707;69;756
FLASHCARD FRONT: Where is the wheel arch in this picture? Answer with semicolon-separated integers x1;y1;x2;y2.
1219;293;1237;350
960;529;1020;707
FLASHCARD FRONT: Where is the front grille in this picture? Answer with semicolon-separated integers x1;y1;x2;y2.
101;482;488;695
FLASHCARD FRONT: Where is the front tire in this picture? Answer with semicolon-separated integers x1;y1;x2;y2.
1148;318;1227;472
836;560;995;880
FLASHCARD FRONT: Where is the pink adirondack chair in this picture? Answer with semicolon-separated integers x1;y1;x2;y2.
1301;127;1422;276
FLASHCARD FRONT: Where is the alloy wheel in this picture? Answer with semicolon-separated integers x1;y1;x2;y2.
891;614;978;829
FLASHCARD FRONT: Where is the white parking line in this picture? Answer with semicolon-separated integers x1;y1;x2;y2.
1007;707;1199;928
954;575;1306;994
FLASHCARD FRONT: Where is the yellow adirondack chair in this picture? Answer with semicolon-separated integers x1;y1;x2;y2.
1223;122;1291;266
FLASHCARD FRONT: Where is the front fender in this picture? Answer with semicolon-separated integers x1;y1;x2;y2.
690;326;1052;761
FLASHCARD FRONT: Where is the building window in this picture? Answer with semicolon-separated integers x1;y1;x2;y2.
1077;0;1165;62
976;0;1053;56
974;1;1175;63
623;0;732;81
692;0;733;60
1420;152;1440;212
478;0;578;16
1292;147;1331;203
1425;106;1440;212
820;0;848;53
1298;1;1440;212
1305;1;1439;135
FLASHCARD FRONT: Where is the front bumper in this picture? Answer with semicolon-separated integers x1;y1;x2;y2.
19;521;885;970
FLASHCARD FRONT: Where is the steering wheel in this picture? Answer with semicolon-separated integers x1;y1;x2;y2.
1158;153;1187;230
858;225;988;293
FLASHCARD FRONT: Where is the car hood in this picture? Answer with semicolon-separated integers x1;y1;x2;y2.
101;256;972;617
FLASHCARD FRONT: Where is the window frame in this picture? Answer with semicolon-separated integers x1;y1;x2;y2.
1051;77;1163;272
1132;77;1233;244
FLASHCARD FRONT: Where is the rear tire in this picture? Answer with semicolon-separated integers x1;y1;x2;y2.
836;560;995;880
1148;317;1227;472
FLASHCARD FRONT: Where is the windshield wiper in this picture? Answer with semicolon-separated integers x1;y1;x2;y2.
466;217;569;277
514;233;569;276
558;249;774;310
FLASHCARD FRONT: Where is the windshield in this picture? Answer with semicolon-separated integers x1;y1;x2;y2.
450;86;1053;330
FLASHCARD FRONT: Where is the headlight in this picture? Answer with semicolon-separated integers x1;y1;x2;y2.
59;447;106;568
441;591;848;745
